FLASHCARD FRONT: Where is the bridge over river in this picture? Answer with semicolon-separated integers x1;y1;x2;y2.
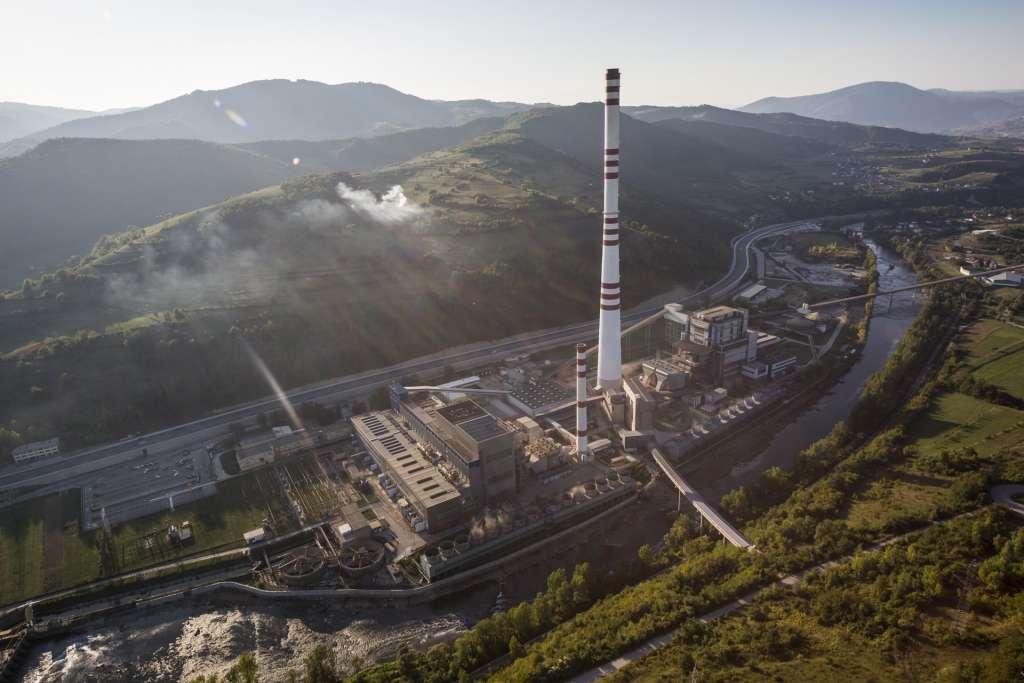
650;448;754;550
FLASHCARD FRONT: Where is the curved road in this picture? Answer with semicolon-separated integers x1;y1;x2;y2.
0;219;813;493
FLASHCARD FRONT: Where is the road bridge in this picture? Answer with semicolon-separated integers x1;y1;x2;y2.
805;263;1024;310
650;448;753;550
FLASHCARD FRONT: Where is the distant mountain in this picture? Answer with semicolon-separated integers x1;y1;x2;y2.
740;81;1023;133
239;117;506;171
0;102;97;144
0;80;534;158
0;137;303;287
626;104;944;147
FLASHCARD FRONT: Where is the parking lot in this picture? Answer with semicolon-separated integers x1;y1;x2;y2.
82;447;213;530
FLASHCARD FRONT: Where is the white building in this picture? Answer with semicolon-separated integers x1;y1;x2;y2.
11;437;60;464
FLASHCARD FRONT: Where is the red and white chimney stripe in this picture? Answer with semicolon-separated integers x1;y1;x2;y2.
576;343;589;459
596;67;623;391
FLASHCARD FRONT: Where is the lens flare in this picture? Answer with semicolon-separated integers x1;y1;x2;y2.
240;338;302;429
292;157;301;166
225;108;248;128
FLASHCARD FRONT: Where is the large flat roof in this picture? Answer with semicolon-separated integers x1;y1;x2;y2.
352;411;461;510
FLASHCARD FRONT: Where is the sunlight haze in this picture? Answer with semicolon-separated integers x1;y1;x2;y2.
3;0;1022;110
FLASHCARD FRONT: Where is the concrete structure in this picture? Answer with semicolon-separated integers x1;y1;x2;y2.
760;349;798;377
680;306;758;384
984;269;1024;288
622;377;655;432
236;428;321;472
333;504;371;546
689;306;748;346
575;343;589;460
514;416;543;443
351;411;464;532
641;357;690;393
509;379;574;418
651;448;753;550
11;438;60;464
596;67;623;393
741;361;770;380
392;387;516;503
734;282;768;304
661;304;690;347
524;438;564;474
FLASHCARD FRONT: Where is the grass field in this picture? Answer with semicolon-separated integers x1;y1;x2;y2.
109;474;272;571
0;474;278;607
907;392;1024;459
844;468;952;531
0;491;98;606
962;319;1024;363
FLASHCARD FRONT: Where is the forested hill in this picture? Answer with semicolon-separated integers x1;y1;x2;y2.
238;116;505;172
626;104;949;147
0;137;304;288
0;123;739;450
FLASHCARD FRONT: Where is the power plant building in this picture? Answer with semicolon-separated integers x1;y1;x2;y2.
351;411;463;532
391;386;517;504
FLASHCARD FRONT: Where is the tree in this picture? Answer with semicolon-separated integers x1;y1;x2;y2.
638;543;656;567
304;643;338;683
570;562;592;608
225;654;258;683
508;634;525;659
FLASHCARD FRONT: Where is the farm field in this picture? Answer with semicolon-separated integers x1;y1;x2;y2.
0;474;281;607
0;491;98;606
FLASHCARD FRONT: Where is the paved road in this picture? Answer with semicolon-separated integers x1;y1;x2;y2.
0;219;814;495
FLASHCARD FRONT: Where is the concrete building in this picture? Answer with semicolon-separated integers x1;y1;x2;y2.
11;437;60;464
984;270;1024;288
509;378;575;418
641;357;690;393
760;349;799;377
351;411;464;532
689;306;748;346
679;306;758;384
734;283;769;305
662;304;690;348
236;427;323;472
333;503;371;546
623;377;656;431
392;387;517;504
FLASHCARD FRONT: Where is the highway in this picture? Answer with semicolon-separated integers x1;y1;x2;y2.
0;219;814;496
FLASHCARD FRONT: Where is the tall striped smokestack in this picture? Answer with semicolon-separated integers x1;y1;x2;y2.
575;342;589;460
596;67;622;392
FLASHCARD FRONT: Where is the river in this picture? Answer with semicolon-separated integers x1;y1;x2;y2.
705;239;922;495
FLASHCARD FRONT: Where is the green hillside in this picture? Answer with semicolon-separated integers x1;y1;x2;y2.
0;137;305;288
627;104;949;147
0;123;737;452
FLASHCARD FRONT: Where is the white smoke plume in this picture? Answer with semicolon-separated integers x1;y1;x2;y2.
336;182;424;225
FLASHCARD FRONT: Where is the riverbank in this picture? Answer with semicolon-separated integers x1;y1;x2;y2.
690;239;919;498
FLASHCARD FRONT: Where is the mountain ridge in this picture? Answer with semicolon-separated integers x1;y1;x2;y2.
0;79;536;158
740;81;1024;133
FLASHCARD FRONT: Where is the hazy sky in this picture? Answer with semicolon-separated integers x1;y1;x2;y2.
3;0;1021;111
